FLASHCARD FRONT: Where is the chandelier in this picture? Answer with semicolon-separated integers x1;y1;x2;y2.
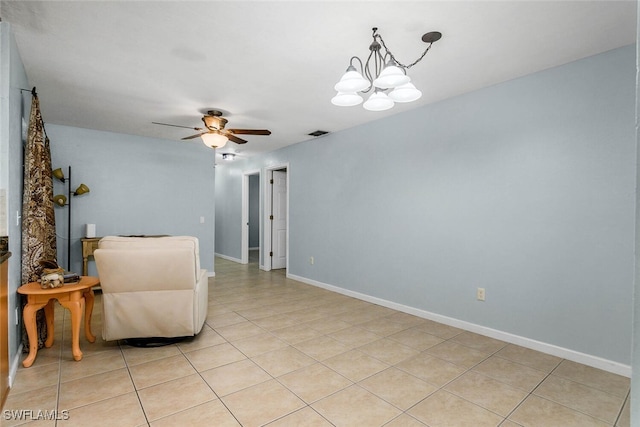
331;27;442;111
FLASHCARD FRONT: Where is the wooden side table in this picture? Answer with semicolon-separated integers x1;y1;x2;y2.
17;276;98;367
81;237;102;276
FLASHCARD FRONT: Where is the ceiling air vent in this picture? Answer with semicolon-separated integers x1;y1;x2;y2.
308;130;329;137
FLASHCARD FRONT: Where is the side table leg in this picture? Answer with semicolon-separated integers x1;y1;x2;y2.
43;300;55;348
22;301;48;368
59;297;84;361
83;289;96;343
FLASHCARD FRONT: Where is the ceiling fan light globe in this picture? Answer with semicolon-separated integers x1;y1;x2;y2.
331;92;363;107
373;63;410;89
201;132;229;148
363;91;394;111
334;69;370;93
388;82;422;103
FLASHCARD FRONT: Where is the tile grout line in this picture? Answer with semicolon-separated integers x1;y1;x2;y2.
222;312;333;426
502;358;627;426
54;302;66;427
398;339;510;423
217;305;402;425
542;361;628;425
499;359;561;424
223;296;511;424
119;339;151;426
613;388;631;427
178;332;247;427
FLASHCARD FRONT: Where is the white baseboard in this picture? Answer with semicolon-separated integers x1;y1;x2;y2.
207;271;216;277
9;344;23;388
214;253;242;264
287;273;631;378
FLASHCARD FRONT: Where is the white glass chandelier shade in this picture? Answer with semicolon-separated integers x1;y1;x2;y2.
372;63;410;89
363;90;394;111
389;82;422;103
201;132;228;148
331;92;363;107
334;66;371;93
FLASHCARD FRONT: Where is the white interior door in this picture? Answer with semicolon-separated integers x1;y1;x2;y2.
271;170;287;269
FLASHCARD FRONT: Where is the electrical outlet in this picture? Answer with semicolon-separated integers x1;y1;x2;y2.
477;288;486;301
309;256;314;265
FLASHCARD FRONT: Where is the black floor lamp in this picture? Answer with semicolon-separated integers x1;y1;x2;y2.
52;166;90;271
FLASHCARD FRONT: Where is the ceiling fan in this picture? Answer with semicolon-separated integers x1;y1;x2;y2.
153;110;271;148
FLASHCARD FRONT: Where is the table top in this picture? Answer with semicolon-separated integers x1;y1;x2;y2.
18;276;99;295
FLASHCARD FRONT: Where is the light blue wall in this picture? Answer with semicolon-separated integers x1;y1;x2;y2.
0;22;29;379
216;45;636;366
47;125;216;275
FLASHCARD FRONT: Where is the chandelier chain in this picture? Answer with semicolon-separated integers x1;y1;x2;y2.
375;34;434;70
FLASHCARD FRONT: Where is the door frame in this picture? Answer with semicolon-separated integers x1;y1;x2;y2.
263;163;289;271
241;169;261;265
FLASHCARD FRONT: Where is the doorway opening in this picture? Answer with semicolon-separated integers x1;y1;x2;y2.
241;170;260;267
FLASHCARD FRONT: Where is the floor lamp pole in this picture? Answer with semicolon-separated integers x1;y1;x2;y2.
67;166;71;271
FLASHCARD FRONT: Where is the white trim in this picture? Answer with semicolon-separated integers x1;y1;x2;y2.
241;174;249;265
207;271;216;277
214;252;242;264
9;344;23;387
263;170;272;272
287;272;631;378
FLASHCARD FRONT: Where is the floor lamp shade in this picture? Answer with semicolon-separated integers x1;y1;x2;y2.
52;166;91;270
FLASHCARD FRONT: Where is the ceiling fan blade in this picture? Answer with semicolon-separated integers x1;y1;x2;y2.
226;133;247;144
227;129;271;135
181;133;205;140
152;122;205;131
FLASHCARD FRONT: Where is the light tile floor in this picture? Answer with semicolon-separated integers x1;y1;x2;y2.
3;256;631;426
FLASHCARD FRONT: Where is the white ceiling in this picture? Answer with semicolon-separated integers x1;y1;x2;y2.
1;1;636;161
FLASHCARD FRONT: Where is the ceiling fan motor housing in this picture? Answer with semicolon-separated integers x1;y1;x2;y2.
203;115;228;130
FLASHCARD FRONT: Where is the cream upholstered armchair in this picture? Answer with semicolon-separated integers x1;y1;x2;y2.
94;236;208;341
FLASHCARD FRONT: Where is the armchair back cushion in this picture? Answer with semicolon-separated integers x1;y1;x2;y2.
94;236;208;341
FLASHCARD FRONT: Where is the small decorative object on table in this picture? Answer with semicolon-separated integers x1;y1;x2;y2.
39;260;64;289
63;272;80;283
